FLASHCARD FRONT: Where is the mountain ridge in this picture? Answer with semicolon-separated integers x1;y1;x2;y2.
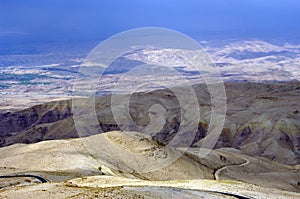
1;82;300;165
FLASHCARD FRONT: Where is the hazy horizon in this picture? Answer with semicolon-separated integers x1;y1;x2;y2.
1;0;300;43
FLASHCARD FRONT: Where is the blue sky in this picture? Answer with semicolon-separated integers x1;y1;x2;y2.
1;0;300;42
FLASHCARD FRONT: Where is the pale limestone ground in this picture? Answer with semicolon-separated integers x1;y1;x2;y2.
1;176;300;199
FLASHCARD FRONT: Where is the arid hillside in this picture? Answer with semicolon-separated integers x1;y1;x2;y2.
1;82;300;165
0;131;299;198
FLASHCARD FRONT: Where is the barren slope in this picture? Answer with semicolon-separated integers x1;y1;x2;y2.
1;82;300;166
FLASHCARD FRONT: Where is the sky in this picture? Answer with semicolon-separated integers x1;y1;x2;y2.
0;0;300;42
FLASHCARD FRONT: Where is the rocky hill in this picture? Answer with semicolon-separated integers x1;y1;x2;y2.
0;131;299;196
1;82;300;165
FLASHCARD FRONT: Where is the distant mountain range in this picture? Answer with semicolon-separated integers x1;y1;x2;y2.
1;39;299;112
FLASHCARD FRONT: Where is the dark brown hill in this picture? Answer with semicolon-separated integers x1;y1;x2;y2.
1;82;300;165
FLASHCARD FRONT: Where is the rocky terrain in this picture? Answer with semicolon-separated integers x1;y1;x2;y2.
1;82;300;165
0;131;299;198
0;82;300;198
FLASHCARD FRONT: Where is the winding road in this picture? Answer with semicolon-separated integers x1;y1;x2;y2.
210;190;255;199
0;174;48;189
214;151;250;180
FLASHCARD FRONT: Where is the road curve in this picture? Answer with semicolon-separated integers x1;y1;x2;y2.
214;152;250;180
0;174;48;183
211;190;255;199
